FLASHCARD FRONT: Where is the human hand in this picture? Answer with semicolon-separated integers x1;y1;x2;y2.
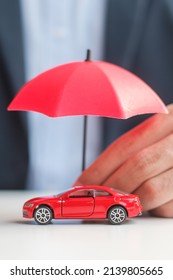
74;104;173;217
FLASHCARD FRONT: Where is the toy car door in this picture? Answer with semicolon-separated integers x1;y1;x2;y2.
62;189;94;217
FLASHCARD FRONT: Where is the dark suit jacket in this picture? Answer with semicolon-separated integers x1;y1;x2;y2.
0;0;173;189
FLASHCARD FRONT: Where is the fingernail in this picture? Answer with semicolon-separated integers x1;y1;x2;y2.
72;180;82;187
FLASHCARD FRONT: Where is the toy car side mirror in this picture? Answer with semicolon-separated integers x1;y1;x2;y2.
61;195;68;200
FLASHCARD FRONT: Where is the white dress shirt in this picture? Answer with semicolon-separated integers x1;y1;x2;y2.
20;0;106;190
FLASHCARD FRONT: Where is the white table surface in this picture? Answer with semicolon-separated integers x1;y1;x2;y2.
0;191;173;260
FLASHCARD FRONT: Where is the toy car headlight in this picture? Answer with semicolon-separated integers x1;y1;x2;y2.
24;203;34;207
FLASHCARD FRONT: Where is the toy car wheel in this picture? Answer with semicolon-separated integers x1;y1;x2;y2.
34;206;53;225
108;206;127;225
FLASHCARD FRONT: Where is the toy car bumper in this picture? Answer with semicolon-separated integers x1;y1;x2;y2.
23;207;33;218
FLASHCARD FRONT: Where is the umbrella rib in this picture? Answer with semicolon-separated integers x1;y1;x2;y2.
97;63;127;118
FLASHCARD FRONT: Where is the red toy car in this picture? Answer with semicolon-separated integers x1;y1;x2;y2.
23;185;142;225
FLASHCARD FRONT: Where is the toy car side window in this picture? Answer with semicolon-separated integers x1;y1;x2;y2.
69;190;94;198
94;190;112;197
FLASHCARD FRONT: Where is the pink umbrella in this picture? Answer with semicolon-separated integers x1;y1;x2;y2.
8;50;167;170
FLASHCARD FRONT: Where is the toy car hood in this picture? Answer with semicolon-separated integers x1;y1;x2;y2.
24;195;56;205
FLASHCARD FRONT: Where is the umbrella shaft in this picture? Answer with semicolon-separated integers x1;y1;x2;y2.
82;116;88;172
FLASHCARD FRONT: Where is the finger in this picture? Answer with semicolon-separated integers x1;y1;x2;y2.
103;133;173;192
74;104;173;186
149;200;173;217
133;168;173;212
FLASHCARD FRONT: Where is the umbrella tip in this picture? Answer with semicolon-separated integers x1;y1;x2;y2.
85;49;91;61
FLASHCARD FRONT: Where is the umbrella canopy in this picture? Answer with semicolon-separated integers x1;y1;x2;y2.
8;59;167;118
8;50;167;171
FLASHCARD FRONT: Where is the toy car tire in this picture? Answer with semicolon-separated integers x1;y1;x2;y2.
108;206;127;225
34;206;53;225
